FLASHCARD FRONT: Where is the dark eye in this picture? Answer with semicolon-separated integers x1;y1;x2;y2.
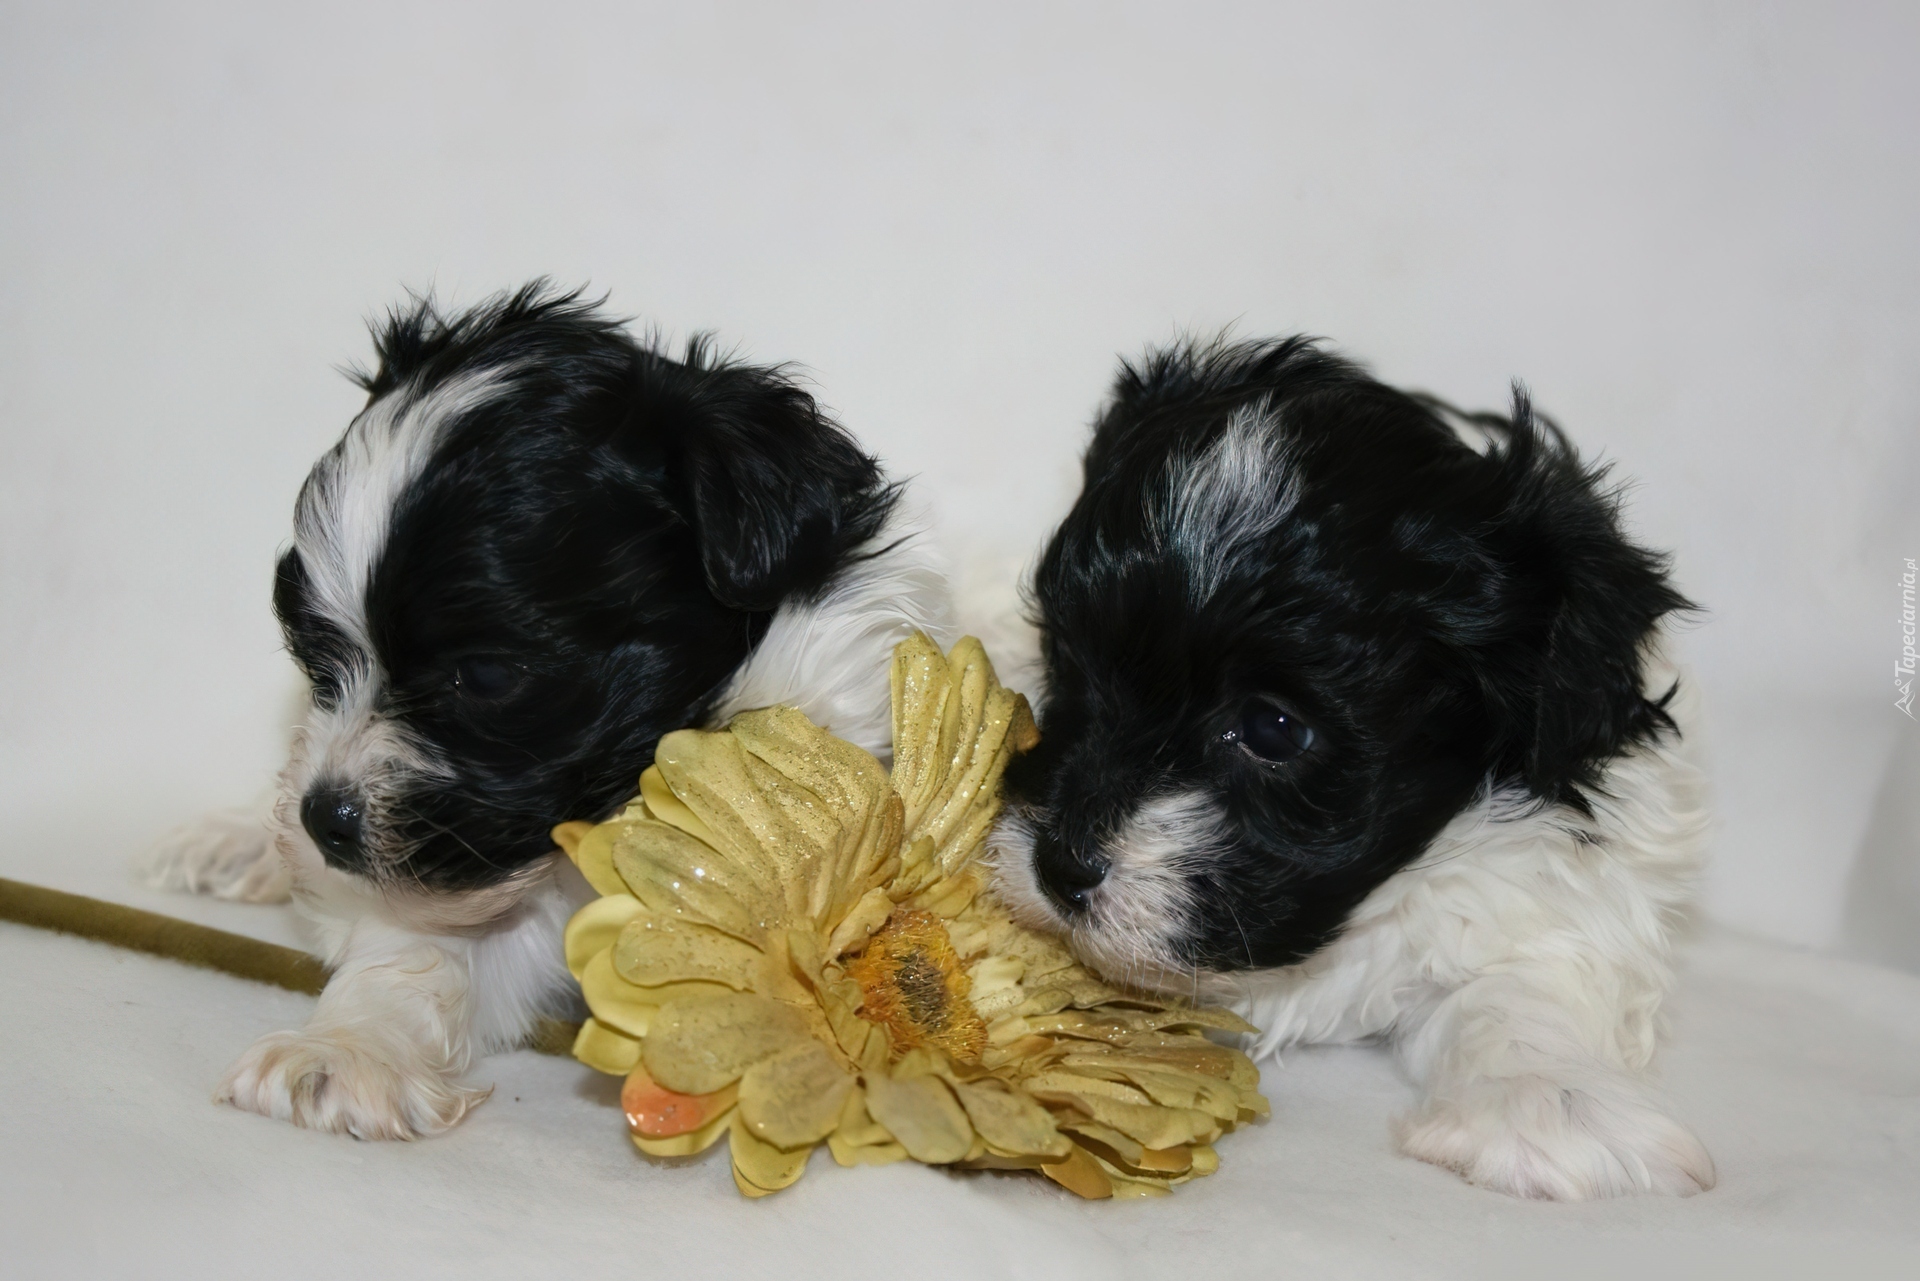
453;656;525;701
1226;700;1315;763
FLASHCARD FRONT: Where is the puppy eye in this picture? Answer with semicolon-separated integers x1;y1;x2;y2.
453;656;525;701
1226;700;1315;763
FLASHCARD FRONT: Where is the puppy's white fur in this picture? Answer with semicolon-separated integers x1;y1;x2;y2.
1234;650;1712;1199
988;605;1714;1200
154;506;949;1140
994;794;1215;994
713;508;954;759
143;804;292;903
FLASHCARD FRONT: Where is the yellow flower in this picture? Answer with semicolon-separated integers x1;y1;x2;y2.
556;634;1268;1199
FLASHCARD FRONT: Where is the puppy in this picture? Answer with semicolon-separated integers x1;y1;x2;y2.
146;285;947;1138
993;337;1714;1200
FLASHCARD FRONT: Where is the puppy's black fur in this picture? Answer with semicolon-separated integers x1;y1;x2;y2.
1006;337;1691;968
274;285;895;891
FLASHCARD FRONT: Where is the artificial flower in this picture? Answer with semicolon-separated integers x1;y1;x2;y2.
556;633;1267;1199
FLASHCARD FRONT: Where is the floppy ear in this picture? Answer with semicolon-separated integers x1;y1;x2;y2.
1485;391;1694;805
652;346;896;612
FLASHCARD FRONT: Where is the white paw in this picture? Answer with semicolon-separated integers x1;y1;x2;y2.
216;1029;488;1140
140;808;292;903
1396;1074;1716;1200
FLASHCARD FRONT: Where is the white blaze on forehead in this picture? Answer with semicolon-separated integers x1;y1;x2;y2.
1154;398;1300;603
293;368;517;648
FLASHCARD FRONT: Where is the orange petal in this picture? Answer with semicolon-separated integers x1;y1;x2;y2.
622;1063;739;1138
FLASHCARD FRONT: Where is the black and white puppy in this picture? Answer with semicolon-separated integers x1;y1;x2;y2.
993;337;1714;1200
146;285;947;1138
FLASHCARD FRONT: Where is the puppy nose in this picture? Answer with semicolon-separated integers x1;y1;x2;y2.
1034;827;1109;915
301;786;365;865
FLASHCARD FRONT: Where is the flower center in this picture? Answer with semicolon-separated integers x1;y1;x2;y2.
845;908;987;1062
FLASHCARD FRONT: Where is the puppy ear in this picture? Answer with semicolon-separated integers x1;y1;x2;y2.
651;343;896;612
1482;389;1694;805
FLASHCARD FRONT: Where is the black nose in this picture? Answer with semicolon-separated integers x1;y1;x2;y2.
1034;827;1109;915
301;786;365;866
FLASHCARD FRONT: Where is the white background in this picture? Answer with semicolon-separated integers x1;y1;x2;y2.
3;2;1914;960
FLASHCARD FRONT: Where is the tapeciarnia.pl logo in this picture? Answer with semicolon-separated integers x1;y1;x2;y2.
1899;557;1917;719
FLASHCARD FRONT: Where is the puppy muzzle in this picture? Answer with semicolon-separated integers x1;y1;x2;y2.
1032;827;1110;915
301;785;367;872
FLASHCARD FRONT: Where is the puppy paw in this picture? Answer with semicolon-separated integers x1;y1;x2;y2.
216;1029;488;1140
140;809;292;903
1396;1074;1715;1200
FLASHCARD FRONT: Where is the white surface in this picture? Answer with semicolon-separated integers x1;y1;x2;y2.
1;2;1916;954
3;913;1915;1280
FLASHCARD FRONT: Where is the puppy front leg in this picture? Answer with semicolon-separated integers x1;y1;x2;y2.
140;804;292;903
1390;969;1714;1200
218;923;487;1139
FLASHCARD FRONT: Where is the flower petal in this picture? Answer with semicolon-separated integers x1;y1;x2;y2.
639;765;720;847
610;814;776;942
826;1135;909;1167
730;706;901;924
1107;1065;1244;1122
612;913;764;991
643;992;812;1096
812;986;889;1072
729;1113;813;1197
1025;1007;1254;1043
571;1017;641;1076
622;1063;739;1138
1055;1117;1146;1168
862;1072;973;1165
1024;1070;1152;1106
949;1079;1071;1160
737;1040;854;1151
1158;1007;1258;1035
824;886;894;959
1089;1151;1176;1199
1040;1144;1113;1200
966;954;1025;999
655;730;824;904
631;1104;735;1158
828;1083;891;1148
889;632;957;826
730;705;890;833
550;820;594;859
891;637;1037;881
1063;1042;1259;1088
561;820;628;897
1030;1084;1218;1150
564;894;644;980
578;948;659;1038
